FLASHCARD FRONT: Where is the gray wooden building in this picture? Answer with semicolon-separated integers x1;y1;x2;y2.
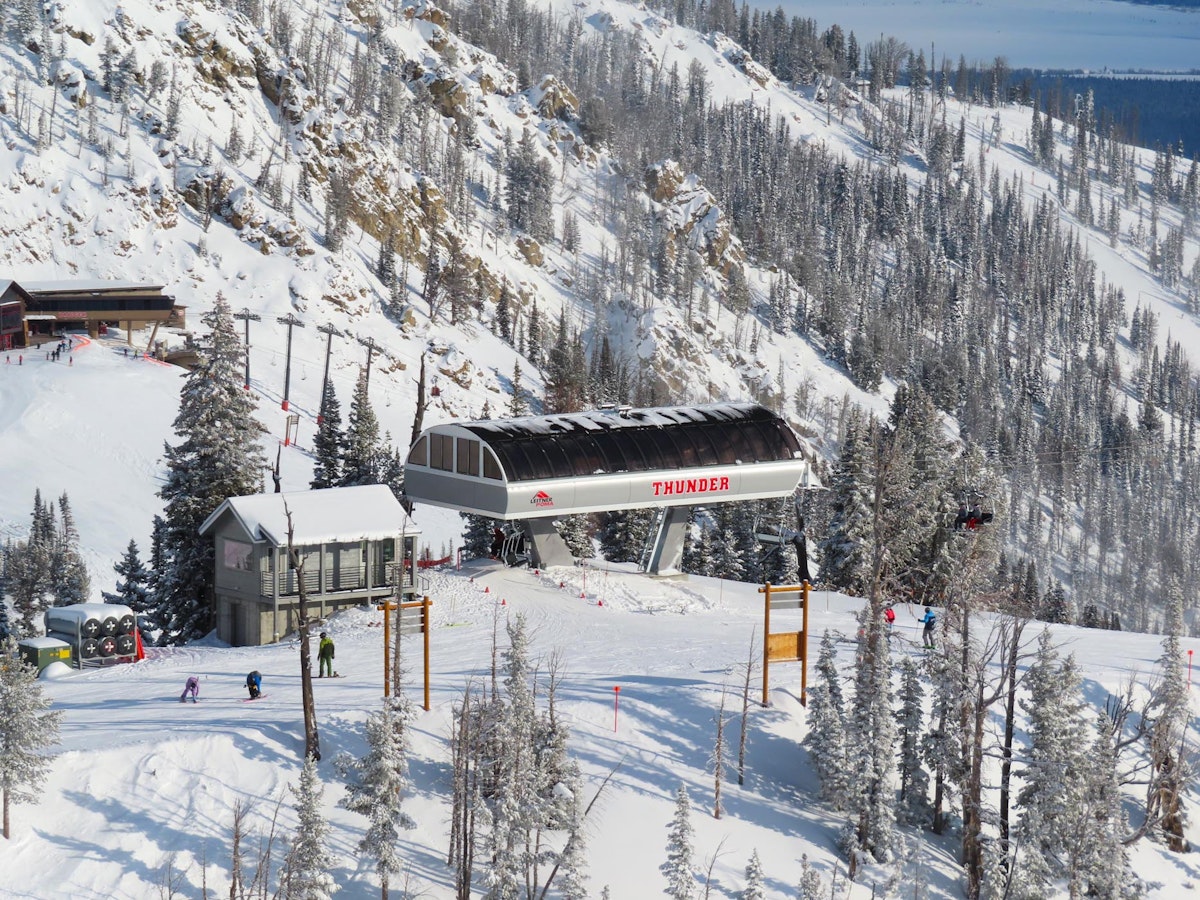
199;485;420;646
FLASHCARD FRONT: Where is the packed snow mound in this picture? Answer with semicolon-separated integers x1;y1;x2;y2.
39;661;76;680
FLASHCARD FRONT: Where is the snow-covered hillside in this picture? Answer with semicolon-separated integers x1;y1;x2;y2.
1;527;1196;898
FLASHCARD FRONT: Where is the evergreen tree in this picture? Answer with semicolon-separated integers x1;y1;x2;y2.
157;293;266;644
819;412;875;595
49;493;89;607
101;539;152;613
556;515;593;560
661;784;696;900
0;650;63;839
341;370;384;487
804;631;849;808
337;697;417;899
796;855;823;899
310;381;345;490
284;756;337;900
895;655;930;824
461;513;495;559
1012;630;1090;895
741;849;765;900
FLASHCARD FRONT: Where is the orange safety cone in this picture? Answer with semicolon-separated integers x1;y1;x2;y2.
501;597;507;606
559;581;565;589
134;626;146;661
484;585;490;593
579;590;586;598
534;568;540;576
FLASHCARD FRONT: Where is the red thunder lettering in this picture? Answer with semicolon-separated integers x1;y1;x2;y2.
649;477;731;496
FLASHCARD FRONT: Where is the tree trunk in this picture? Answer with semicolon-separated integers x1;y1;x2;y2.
3;788;9;839
286;510;320;762
999;624;1020;860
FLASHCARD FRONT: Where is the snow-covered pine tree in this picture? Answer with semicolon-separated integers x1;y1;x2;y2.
1143;584;1190;851
49;492;89;606
1011;630;1091;896
553;784;590;900
340;369;384;487
661;784;696;900
1073;712;1139;900
895;655;930;824
803;630;849;809
741;849;765;900
337;698;417;899
102;539;152;613
796;855;823;899
0;648;63;838
460;513;495;559
483;614;540;899
158;293;266;643
310;380;345;490
555;515;593;560
282;755;337;900
818;411;875;595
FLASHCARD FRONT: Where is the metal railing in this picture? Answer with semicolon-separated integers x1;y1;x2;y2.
260;564;415;598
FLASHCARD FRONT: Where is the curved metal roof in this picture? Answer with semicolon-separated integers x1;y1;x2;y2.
456;402;801;482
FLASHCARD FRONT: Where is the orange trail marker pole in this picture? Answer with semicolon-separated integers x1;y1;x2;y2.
613;686;621;732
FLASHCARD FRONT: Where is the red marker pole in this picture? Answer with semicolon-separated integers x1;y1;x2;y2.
613;686;621;732
1188;649;1193;688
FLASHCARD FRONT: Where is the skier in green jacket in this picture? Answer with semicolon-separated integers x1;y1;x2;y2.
318;632;335;677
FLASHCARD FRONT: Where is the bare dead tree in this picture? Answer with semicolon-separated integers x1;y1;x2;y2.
284;505;320;761
711;688;730;818
738;628;758;786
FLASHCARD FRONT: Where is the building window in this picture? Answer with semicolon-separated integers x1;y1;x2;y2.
407;435;428;466
223;539;254;572
483;447;503;480
429;433;454;471
457;437;480;476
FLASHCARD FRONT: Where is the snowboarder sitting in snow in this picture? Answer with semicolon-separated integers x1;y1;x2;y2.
318;632;335;678
179;676;199;703
246;670;262;699
921;606;937;648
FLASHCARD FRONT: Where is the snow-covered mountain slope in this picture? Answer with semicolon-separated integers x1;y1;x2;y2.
2;555;1196;898
0;0;1195;607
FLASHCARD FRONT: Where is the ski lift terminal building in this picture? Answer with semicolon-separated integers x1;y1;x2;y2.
404;402;817;574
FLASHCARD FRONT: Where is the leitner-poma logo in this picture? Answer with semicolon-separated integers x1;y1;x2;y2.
531;490;554;508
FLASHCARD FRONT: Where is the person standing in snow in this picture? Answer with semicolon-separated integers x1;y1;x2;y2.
246;670;262;699
179;676;199;703
317;632;335;678
921;607;937;648
884;604;896;635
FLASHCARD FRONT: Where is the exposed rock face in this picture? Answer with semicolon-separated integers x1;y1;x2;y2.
177;19;256;91
535;75;579;121
728;48;772;88
515;236;543;267
645;160;744;275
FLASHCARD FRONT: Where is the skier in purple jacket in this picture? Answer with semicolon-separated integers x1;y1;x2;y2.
179;676;200;703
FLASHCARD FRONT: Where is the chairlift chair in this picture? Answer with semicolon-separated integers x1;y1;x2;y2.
952;489;994;531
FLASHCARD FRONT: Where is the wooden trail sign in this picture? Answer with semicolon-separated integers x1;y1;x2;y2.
758;581;810;707
377;595;432;711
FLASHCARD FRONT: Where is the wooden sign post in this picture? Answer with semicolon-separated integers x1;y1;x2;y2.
758;581;810;708
376;595;432;711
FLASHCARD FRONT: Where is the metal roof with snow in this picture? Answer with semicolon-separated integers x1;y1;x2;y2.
403;402;812;520
199;484;418;547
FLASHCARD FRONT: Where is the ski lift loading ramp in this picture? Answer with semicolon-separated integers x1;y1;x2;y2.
403;402;820;575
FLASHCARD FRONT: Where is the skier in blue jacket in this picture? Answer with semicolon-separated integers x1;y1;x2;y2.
246;670;262;699
921;607;937;648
